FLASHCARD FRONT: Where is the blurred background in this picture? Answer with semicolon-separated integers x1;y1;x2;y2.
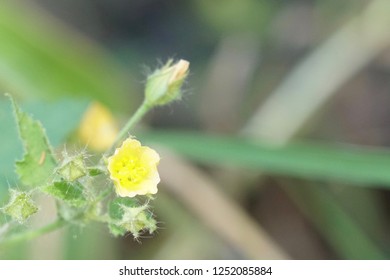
1;0;390;259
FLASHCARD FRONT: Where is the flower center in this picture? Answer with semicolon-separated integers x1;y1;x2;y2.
114;155;149;187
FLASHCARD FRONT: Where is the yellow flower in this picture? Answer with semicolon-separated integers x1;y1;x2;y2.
107;138;160;197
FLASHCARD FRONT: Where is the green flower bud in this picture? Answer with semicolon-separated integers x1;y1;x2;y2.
2;190;38;223
57;154;87;181
120;204;157;238
145;59;189;106
108;197;157;238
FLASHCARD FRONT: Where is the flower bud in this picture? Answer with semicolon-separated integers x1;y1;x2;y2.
2;190;38;223
144;59;189;106
108;197;157;238
57;154;87;181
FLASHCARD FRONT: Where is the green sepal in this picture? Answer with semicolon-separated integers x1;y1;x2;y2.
108;197;156;238
2;190;38;223
8;95;57;187
57;154;87;181
43;180;87;208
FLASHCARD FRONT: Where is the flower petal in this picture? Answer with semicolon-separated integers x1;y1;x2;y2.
107;138;160;197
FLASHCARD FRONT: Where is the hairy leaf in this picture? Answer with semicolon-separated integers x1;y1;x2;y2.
43;181;87;208
9;95;56;187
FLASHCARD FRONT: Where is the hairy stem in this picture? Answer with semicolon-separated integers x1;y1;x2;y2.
106;100;152;156
0;218;67;249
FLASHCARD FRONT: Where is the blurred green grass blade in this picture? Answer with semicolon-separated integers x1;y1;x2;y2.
0;1;132;108
332;188;388;244
141;130;390;187
284;185;387;259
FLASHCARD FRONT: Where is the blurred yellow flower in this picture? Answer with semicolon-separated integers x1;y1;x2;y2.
107;138;160;197
78;102;119;151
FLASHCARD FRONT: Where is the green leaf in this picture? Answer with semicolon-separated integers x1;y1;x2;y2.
87;167;106;177
2;190;38;223
0;98;89;188
0;101;21;189
109;197;138;221
23;99;89;147
141;130;390;187
108;197;137;237
43;181;87;208
108;223;128;237
9;95;57;187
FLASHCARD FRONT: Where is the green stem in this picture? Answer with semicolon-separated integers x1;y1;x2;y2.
106;100;152;156
0;218;67;249
95;187;112;202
